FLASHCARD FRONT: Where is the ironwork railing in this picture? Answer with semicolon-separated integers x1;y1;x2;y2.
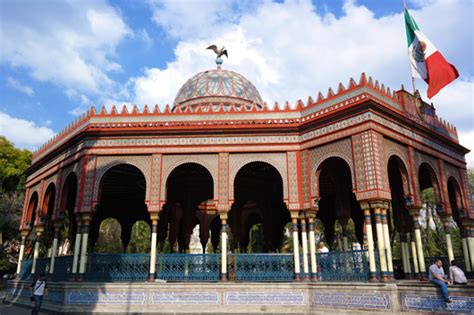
51;256;73;281
228;254;294;282
424;256;470;277
33;258;50;276
18;259;32;280
317;250;369;282
87;253;149;282
155;254;220;282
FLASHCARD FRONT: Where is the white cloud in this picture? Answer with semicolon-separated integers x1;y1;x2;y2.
136;0;472;108
139;29;153;49
6;77;34;96
0;112;55;151
458;130;474;167
0;0;131;96
429;78;474;132
131;0;472;163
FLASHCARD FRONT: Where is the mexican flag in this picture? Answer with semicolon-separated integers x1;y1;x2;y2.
404;7;459;98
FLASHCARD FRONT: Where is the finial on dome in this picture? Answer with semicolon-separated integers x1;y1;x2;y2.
206;45;228;68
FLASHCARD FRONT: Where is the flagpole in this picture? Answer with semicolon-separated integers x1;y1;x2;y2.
402;0;417;94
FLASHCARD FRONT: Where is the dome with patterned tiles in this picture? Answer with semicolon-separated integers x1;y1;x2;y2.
173;66;263;111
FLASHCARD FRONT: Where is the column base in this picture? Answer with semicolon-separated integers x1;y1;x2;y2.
147;273;156;282
369;272;377;282
220;274;228;282
310;275;318;282
294;274;302;282
76;273;85;282
303;273;310;282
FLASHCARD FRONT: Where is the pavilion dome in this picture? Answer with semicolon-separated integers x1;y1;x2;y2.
173;66;263;111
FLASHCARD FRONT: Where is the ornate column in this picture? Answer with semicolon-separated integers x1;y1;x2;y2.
372;202;388;281
380;205;393;279
71;214;82;275
410;208;426;278
460;227;471;273
361;203;376;282
220;213;228;281
49;225;60;275
291;212;301;282
31;223;45;275
300;213;310;281
403;236;412;276
16;231;28;275
31;216;46;275
467;222;474;271
442;216;454;263
49;211;65;275
78;213;91;280
307;211;318;281
148;212;159;282
399;233;410;278
409;231;420;277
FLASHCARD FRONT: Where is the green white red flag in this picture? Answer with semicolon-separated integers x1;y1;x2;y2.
404;7;459;98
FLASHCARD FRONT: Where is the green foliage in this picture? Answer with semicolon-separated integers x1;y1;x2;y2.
127;221;151;253
0;137;32;275
247;223;264;253
95;218;123;253
0;136;32;193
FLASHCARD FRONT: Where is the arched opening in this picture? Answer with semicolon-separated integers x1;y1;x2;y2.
57;173;78;256
25;192;39;258
158;163;214;253
41;183;56;256
90;164;149;253
418;163;445;258
316;157;362;250
447;177;464;257
387;156;412;276
230;161;289;253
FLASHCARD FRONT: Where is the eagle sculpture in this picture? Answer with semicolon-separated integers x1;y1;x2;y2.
206;45;228;58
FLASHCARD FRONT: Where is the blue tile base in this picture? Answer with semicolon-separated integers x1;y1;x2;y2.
402;294;474;313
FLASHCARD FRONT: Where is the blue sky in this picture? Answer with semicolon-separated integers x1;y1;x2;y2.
0;0;472;164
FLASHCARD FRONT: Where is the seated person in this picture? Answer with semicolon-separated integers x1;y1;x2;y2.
449;260;468;285
429;258;452;303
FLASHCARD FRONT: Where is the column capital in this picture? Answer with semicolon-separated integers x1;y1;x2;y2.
359;201;370;211
409;207;421;218
311;197;320;212
306;210;317;222
149;212;160;221
290;211;300;220
369;200;390;210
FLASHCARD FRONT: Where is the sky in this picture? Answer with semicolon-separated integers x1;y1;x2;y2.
0;0;472;165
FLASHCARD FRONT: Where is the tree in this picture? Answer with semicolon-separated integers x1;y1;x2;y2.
0;137;32;275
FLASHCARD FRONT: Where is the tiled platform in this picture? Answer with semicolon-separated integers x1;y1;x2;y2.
3;281;473;314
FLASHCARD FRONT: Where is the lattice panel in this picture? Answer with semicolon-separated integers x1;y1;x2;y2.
218;153;229;205
301;150;310;208
149;154;162;208
287;151;299;205
82;155;97;212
